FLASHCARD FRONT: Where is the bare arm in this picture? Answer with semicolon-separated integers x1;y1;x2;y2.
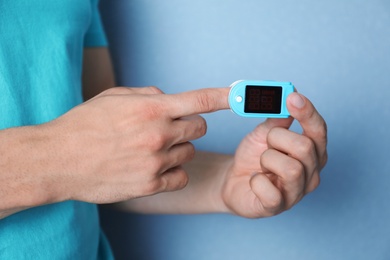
0;48;115;219
114;151;233;214
0;125;71;219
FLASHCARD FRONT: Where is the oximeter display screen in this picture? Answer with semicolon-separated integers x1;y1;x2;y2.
244;86;282;114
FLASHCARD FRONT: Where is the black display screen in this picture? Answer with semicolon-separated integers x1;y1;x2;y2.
244;86;282;114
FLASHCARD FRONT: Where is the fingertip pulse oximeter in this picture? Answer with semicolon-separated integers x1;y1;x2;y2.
228;80;295;118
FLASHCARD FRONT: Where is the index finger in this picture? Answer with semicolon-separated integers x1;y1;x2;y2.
165;87;230;118
287;93;328;168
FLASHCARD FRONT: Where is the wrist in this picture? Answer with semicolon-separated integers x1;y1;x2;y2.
213;157;234;214
192;151;233;214
0;124;70;212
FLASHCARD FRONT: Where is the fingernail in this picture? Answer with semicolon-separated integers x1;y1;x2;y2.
290;93;305;109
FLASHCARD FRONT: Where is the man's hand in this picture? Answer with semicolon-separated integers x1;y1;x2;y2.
221;92;327;218
49;86;229;204
0;86;230;218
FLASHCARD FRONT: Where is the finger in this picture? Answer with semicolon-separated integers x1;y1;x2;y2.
165;87;230;118
305;172;321;194
160;142;196;173
170;115;207;145
157;142;196;192
159;166;189;192
260;149;306;209
248;117;294;144
250;173;284;216
287;93;328;168
267;127;318;192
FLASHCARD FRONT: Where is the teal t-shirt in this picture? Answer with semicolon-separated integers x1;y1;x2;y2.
0;0;114;259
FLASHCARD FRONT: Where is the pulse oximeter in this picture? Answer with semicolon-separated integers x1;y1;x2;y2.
228;80;295;118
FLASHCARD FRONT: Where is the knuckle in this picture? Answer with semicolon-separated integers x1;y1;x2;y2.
195;91;215;112
145;133;167;151
266;129;275;144
148;156;165;173
175;169;190;190
286;161;304;182
313;120;328;140
320;151;328;169
307;174;321;193
263;194;283;212
171;143;195;167
145;178;165;194
268;126;281;136
312;173;321;189
161;167;189;192
181;176;189;189
103;87;130;95
153;133;167;150
184;142;196;162
260;149;272;165
321;120;328;137
267;127;284;144
196;116;207;136
144;103;163;120
100;87;115;95
150;133;168;152
146;86;164;94
296;137;315;155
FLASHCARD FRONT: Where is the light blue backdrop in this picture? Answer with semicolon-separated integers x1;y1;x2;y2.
99;1;390;259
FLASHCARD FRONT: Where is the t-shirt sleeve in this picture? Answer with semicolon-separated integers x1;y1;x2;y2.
84;0;108;47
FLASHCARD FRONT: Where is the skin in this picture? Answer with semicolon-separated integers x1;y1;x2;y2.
116;90;327;218
0;47;327;220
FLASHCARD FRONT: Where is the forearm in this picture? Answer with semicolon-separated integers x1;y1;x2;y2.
0;125;68;219
113;151;233;214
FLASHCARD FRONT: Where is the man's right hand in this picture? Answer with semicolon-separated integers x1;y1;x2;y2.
0;86;229;218
41;86;230;204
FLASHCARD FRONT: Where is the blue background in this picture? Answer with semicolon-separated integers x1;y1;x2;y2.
99;0;390;259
